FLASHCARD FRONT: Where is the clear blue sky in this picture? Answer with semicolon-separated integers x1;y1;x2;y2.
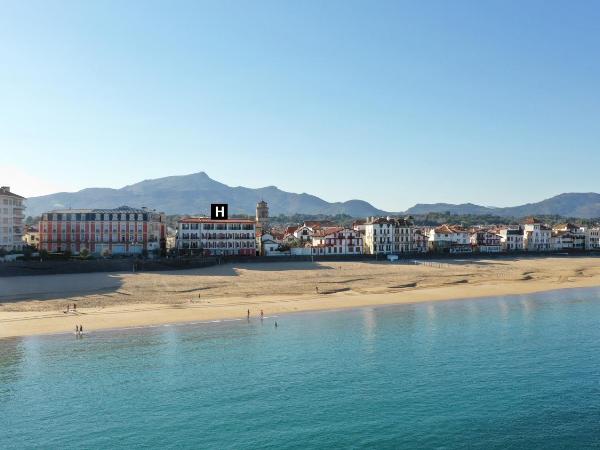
2;0;599;211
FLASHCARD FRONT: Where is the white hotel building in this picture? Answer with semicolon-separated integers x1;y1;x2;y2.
0;186;26;252
363;217;415;255
176;218;256;256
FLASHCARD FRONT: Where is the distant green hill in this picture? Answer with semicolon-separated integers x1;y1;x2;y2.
405;193;600;219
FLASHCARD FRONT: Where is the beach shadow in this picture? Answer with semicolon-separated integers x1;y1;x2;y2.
0;272;125;303
147;264;240;277
230;262;335;272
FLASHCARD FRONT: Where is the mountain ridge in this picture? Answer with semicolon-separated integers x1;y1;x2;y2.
25;172;387;217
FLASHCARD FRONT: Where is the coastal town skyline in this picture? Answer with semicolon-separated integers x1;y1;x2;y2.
3;1;600;209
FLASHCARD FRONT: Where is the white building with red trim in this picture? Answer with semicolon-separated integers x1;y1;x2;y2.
310;227;363;255
38;206;166;255
176;217;256;256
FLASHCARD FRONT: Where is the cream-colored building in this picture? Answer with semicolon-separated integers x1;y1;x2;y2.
22;225;39;249
0;186;26;252
586;227;600;250
522;218;551;251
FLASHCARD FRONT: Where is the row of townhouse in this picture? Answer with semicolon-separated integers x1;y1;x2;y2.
360;217;600;255
25;194;600;259
264;216;600;257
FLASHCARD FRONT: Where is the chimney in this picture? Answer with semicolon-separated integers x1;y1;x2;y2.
0;186;9;193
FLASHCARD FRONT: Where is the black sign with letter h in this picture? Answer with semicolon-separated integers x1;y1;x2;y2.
211;203;228;220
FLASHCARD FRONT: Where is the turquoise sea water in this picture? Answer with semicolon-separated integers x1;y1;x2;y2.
3;288;600;449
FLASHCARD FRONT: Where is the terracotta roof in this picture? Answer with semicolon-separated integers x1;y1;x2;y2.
303;220;336;228
284;226;298;235
313;227;346;237
523;217;542;225
434;224;467;234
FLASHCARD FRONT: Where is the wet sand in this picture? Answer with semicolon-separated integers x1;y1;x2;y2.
2;257;600;338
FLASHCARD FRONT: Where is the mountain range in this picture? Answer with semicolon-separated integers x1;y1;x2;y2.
405;193;600;218
25;172;386;218
24;172;600;219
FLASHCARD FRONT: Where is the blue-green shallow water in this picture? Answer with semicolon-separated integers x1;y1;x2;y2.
3;288;600;449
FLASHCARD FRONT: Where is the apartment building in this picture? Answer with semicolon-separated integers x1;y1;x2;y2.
522;218;551;251
497;228;524;251
39;206;166;255
176;218;256;256
0;186;25;252
586;227;600;250
552;223;586;250
310;227;363;255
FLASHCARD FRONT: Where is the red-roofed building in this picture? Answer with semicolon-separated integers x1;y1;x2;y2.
428;224;472;253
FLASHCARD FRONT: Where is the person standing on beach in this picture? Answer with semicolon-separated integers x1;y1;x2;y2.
260;309;264;320
75;325;79;335
247;309;250;320
79;324;83;335
315;286;319;294
73;303;77;312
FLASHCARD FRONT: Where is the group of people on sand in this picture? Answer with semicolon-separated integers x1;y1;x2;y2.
65;303;78;313
75;324;84;337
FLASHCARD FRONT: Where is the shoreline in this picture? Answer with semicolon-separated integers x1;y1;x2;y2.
2;273;600;339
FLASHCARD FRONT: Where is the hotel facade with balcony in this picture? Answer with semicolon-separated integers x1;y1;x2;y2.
363;216;416;255
38;206;166;255
0;186;26;252
176;218;256;256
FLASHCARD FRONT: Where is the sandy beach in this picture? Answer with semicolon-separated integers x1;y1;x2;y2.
2;256;600;339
